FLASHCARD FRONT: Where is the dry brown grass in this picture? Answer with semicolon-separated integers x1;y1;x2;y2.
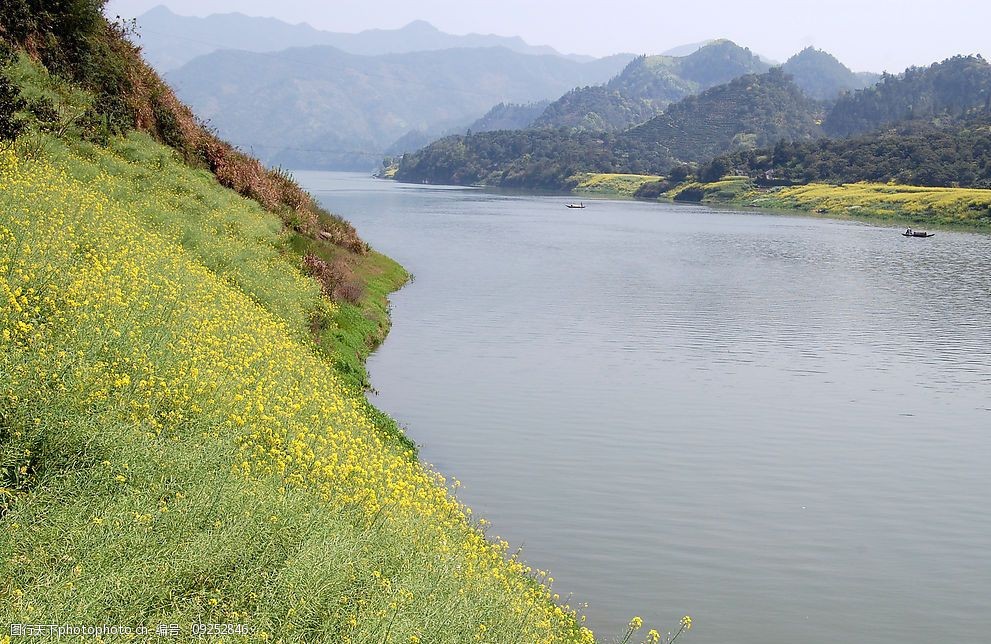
332;279;366;305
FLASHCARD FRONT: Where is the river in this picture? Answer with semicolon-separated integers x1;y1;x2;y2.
298;171;991;644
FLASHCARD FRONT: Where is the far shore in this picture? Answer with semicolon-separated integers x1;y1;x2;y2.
569;173;991;233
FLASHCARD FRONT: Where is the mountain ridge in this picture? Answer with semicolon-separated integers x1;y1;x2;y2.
135;5;603;71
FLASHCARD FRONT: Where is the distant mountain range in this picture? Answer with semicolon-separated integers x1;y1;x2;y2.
140;7;903;174
134;6;599;72
167;46;633;169
382;101;553;157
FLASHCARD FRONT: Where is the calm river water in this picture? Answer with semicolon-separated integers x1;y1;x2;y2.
299;172;991;644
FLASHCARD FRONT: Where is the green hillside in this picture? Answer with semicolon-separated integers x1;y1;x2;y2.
393;127;673;189
823;55;991;137
469;100;551;131
674;39;771;88
628;67;823;162
0;126;592;643
704;114;991;188
532;85;658;131
603;55;695;103
534;40;768;131
395;68;823;189
0;3;600;641
781;47;878;101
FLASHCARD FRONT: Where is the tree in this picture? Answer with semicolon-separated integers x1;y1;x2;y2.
669;164;692;183
0;73;27;145
699;157;729;182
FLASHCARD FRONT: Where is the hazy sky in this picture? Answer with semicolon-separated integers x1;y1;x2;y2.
105;0;991;73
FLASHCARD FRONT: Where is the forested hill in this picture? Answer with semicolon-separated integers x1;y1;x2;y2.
384;100;553;157
673;39;771;88
393;128;673;189
395;68;822;188
469;100;552;132
534;40;769;131
703;114;991;189
781;47;879;101
532;85;657;131
628;68;824;162
823;55;991;137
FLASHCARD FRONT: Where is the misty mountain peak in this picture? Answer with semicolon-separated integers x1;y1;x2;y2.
141;4;175;17
399;20;441;34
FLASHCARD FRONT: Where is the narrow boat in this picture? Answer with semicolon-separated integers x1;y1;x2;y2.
566;202;586;209
903;228;934;238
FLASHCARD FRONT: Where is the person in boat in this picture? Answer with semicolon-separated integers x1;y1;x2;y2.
906;228;913;235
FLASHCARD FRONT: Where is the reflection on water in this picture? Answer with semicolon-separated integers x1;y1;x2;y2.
299;171;991;644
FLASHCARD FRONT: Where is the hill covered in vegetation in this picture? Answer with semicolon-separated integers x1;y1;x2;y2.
534;40;769;131
781;47;879;101
393;127;674;189
397;68;823;188
823;55;991;137
700;114;991;188
628;67;824;162
398;53;991;195
532;85;658;131
469;100;552;132
0;2;602;641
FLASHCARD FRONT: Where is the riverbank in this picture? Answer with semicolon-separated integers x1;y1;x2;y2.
568;173;991;231
572;172;661;196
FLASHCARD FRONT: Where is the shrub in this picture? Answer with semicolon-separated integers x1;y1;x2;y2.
673;186;705;202
333;280;366;305
0;72;26;143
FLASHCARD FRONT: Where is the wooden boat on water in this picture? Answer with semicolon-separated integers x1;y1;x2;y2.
566;202;586;209
903;228;935;238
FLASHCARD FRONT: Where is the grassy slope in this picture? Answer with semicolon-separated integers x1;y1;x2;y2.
0;131;594;643
571;172;661;197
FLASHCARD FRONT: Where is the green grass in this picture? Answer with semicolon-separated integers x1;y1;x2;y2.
667;177;753;202
571;172;662;197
